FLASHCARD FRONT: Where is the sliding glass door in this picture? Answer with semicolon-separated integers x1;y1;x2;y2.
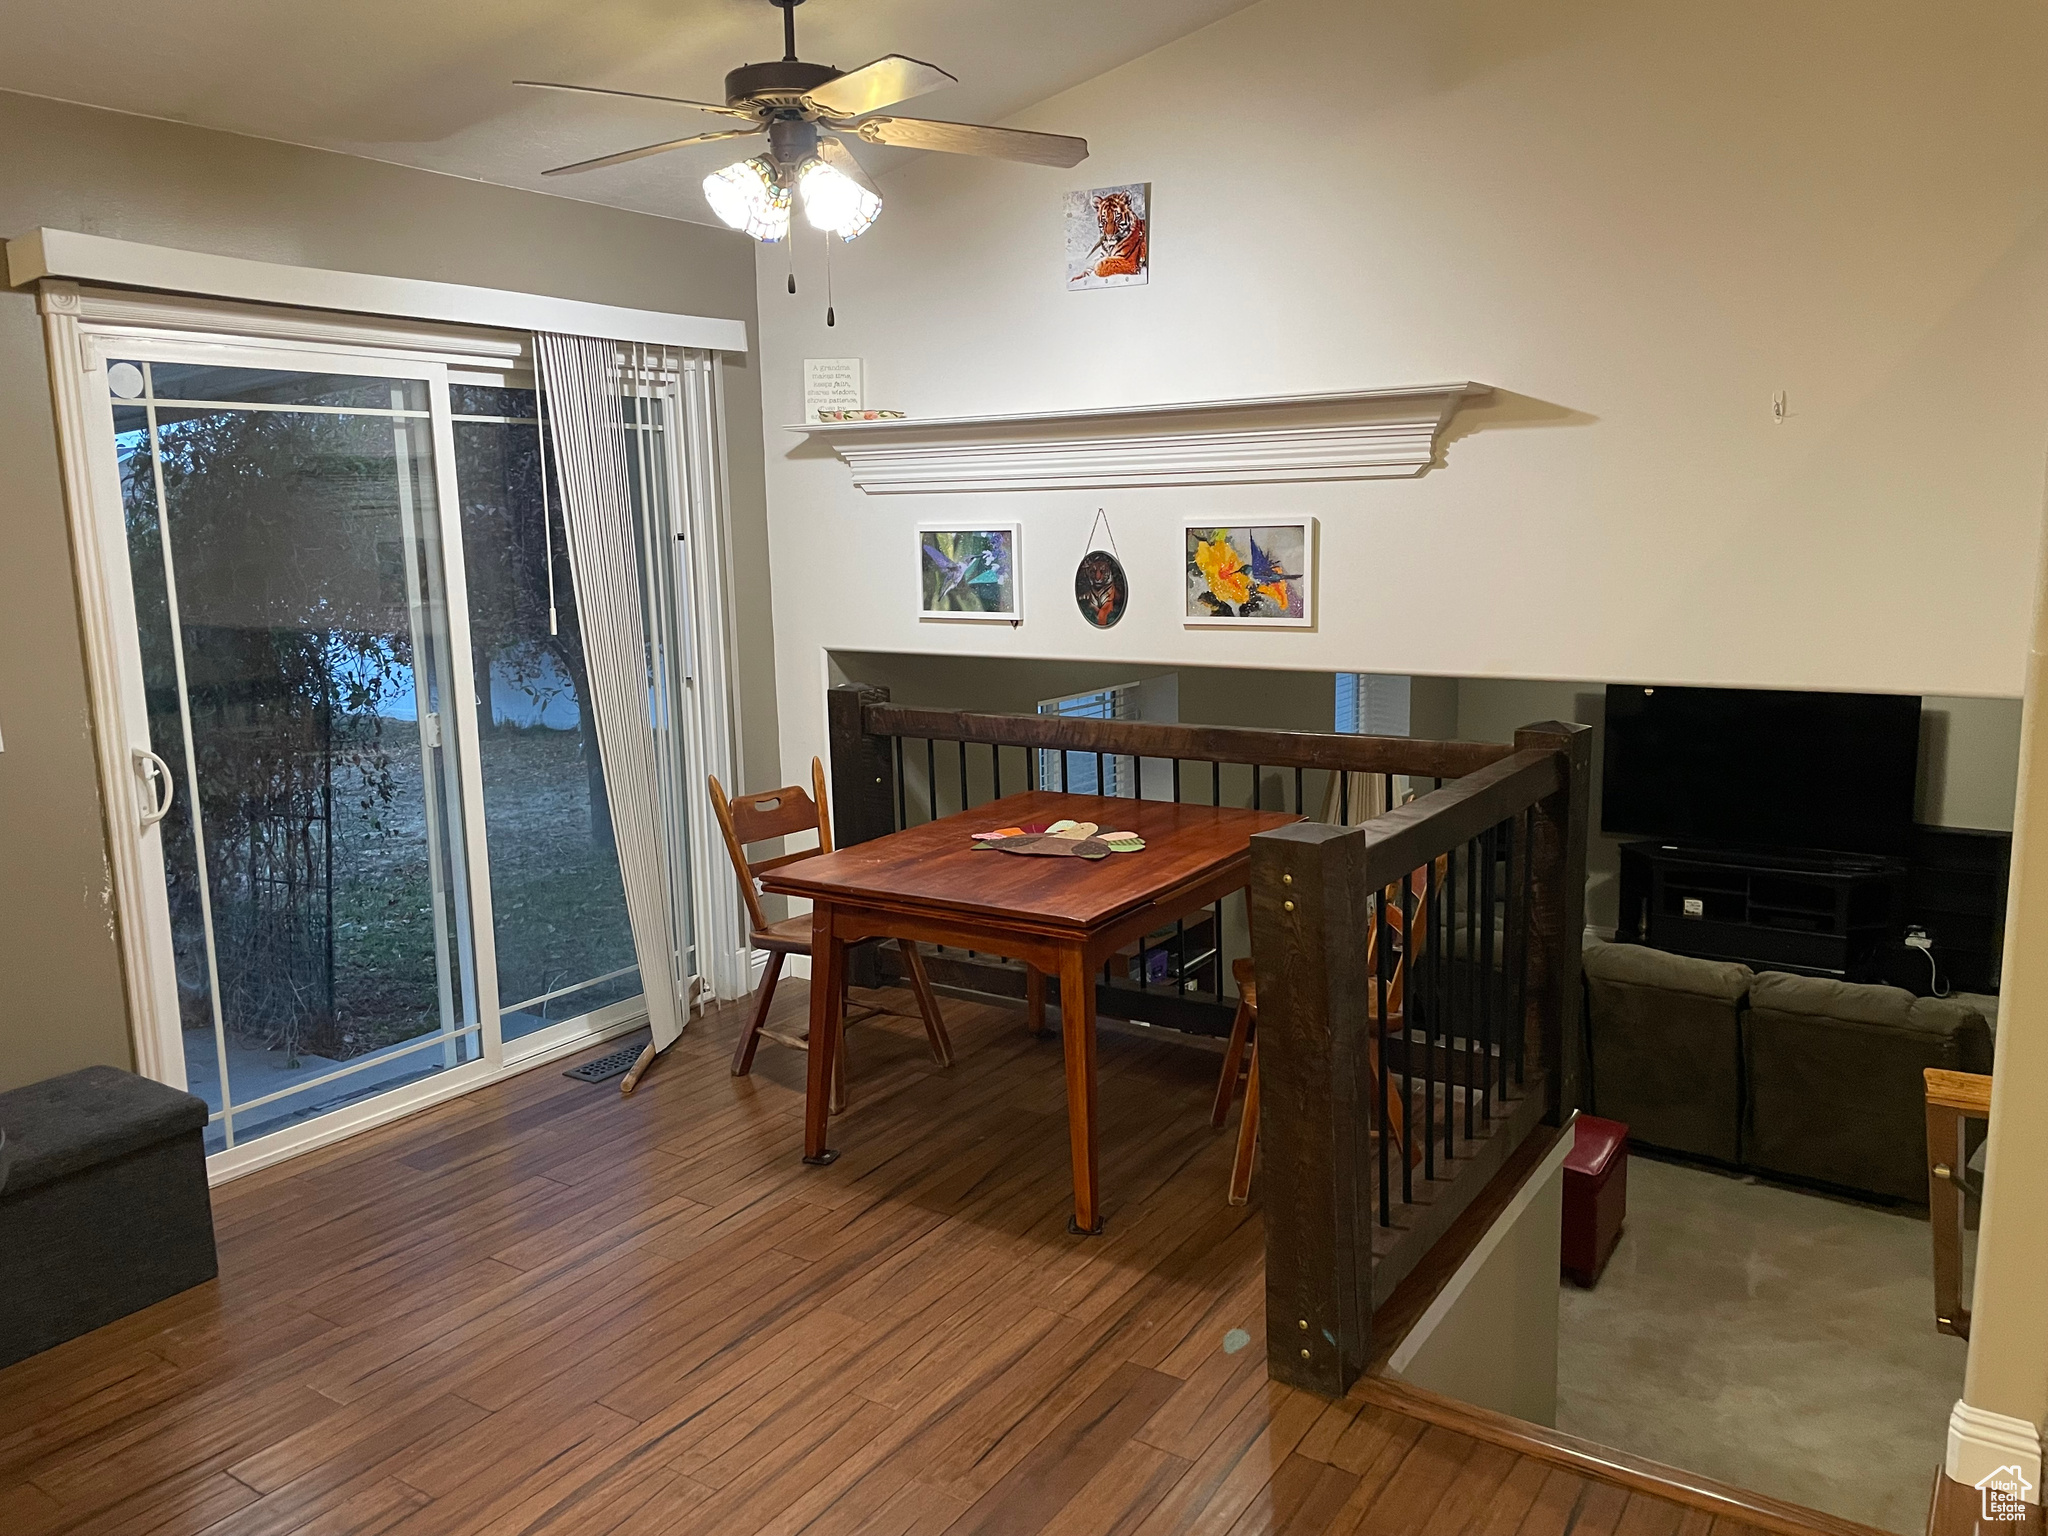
82;330;680;1165
106;350;493;1152
450;384;645;1040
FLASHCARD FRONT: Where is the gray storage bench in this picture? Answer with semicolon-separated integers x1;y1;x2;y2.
0;1065;217;1368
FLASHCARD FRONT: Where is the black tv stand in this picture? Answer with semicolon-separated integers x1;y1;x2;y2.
1615;841;1905;982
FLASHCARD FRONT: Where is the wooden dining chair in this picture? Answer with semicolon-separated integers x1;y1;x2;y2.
1214;865;1431;1204
713;758;951;1112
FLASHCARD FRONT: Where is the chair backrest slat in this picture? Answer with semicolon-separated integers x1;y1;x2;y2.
709;758;834;941
727;787;821;846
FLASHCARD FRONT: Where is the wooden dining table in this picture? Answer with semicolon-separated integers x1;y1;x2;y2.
758;789;1300;1233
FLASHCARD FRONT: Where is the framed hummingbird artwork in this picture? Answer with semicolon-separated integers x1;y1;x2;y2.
1183;521;1315;628
920;524;1022;622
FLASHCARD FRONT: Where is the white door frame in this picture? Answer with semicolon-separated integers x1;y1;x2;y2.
68;325;506;1162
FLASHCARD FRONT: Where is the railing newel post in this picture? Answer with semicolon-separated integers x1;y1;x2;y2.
1513;721;1592;1122
1253;820;1373;1397
827;683;897;989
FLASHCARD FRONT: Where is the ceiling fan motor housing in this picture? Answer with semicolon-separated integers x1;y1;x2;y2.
725;60;841;111
765;117;822;178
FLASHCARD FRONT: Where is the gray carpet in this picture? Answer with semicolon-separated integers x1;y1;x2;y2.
1556;1154;1966;1535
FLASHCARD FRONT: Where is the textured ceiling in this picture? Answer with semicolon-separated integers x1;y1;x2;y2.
0;0;1257;224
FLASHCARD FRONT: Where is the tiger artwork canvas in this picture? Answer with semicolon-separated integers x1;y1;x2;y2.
1065;183;1150;290
1183;522;1315;628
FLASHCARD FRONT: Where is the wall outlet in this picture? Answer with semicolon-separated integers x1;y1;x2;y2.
1682;897;1705;918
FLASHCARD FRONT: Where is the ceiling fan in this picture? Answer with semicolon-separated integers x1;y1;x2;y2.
517;0;1089;244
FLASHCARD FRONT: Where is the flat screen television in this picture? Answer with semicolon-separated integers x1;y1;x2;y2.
1601;684;1920;857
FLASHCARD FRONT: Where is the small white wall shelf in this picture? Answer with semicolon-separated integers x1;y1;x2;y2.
788;381;1491;494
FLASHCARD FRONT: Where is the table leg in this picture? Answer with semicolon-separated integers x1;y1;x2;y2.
1026;966;1047;1038
803;905;844;1166
1058;946;1102;1234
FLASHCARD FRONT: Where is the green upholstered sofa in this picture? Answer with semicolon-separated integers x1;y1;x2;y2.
1582;940;1992;1203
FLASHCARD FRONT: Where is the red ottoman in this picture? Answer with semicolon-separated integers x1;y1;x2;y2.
1562;1114;1628;1287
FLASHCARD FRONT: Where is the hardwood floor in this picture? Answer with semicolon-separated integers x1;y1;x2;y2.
1;982;1876;1536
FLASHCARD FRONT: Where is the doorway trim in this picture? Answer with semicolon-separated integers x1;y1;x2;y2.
10;227;749;353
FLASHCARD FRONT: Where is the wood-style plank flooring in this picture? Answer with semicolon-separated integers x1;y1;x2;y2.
1;982;1875;1536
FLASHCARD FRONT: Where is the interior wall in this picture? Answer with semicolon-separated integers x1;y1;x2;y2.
1388;1145;1570;1428
758;0;2048;825
0;90;774;1092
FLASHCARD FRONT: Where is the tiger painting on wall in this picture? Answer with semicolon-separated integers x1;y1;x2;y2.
1064;182;1150;289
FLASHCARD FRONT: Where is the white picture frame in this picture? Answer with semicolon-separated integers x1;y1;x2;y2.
1183;519;1315;628
919;523;1023;622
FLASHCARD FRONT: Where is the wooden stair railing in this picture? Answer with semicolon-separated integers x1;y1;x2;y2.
1247;722;1592;1397
1924;1065;1991;1338
821;685;1595;1400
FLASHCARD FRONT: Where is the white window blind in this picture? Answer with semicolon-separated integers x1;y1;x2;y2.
1037;685;1136;797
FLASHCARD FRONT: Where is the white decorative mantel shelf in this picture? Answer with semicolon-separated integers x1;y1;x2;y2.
787;381;1493;494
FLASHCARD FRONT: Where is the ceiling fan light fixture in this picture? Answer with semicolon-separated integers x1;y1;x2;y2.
797;156;882;240
704;155;791;241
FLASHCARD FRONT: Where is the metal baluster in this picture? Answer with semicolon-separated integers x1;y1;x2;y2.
1172;759;1186;990
1423;853;1437;1180
1465;833;1479;1141
1375;886;1391;1226
926;739;937;822
992;742;1001;800
1212;761;1223;995
1060;748;1069;793
1479;825;1496;1123
1253;766;1262;811
1295;767;1304;813
958;739;969;817
1340;772;1350;825
1516;806;1535;1085
1441;841;1455;1163
894;737;906;830
1397;876;1413;1205
1096;749;1106;796
1499;813;1518;1104
1500;822;1513;1102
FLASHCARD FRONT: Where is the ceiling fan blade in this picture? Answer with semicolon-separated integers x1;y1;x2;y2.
802;55;957;119
542;126;763;177
817;136;880;196
851;116;1088;169
515;80;759;121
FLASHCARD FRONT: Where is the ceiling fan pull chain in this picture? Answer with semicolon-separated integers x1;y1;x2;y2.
825;230;836;327
787;234;796;295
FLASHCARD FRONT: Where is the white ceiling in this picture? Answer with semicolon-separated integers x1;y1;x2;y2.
0;0;1256;224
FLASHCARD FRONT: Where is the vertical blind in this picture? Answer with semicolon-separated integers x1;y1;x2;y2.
535;332;749;1054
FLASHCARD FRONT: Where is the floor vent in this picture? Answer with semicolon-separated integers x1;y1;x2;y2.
563;1042;646;1083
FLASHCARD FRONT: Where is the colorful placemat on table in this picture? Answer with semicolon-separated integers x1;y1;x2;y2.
971;820;1146;860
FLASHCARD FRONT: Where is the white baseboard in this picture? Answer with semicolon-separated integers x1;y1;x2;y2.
1947;1400;2043;1503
